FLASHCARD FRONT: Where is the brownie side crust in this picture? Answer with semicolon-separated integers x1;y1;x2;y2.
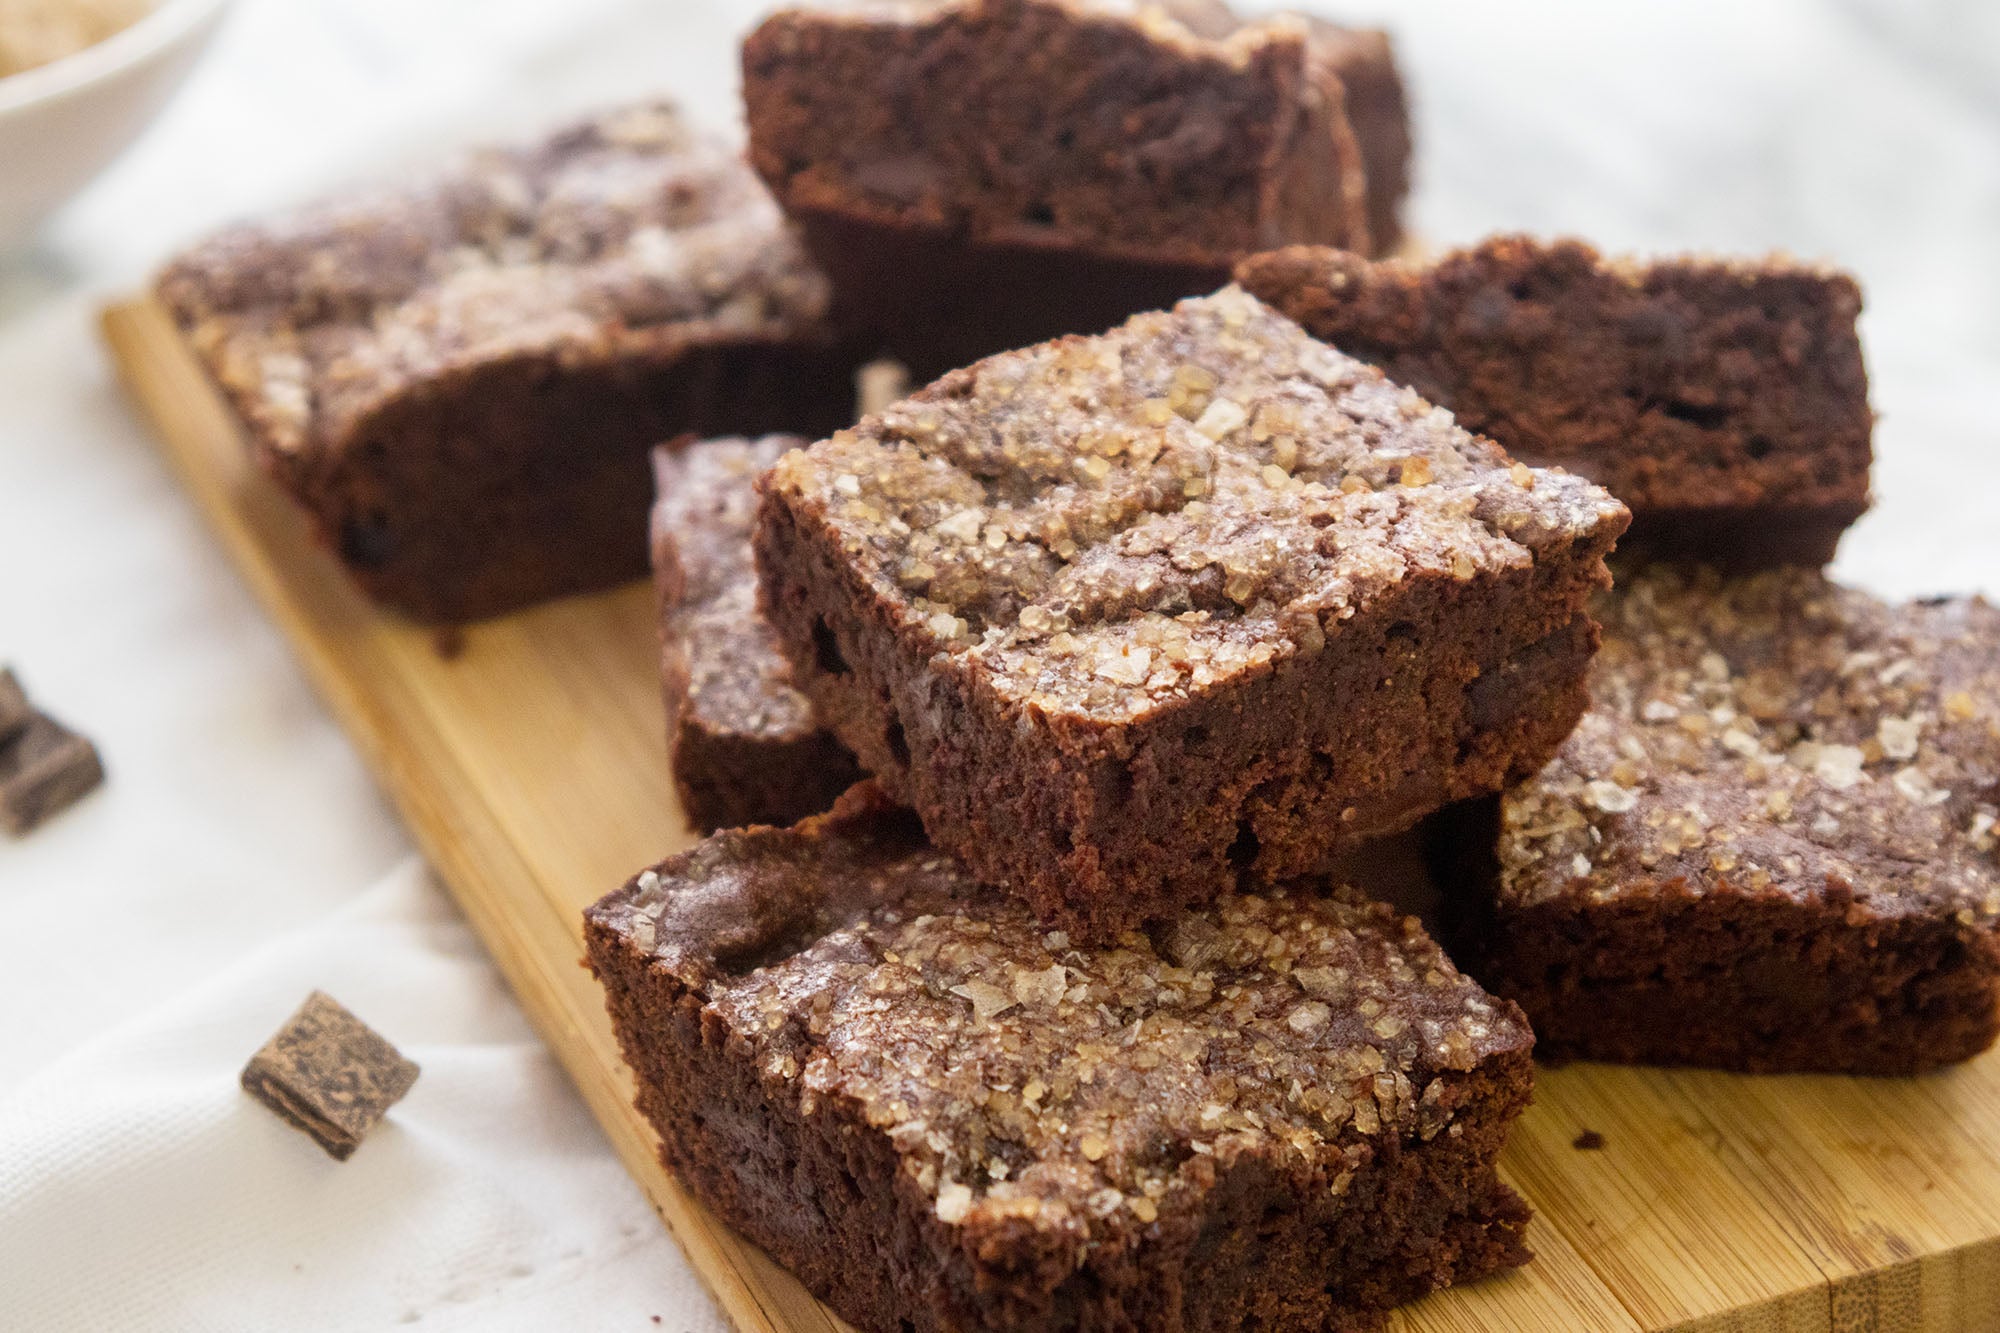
1237;237;1873;566
584;784;1534;1333
158;103;861;623
756;286;1628;939
1440;564;2000;1074
1154;3;1409;255
1307;21;1411;258
652;436;861;833
743;0;1370;375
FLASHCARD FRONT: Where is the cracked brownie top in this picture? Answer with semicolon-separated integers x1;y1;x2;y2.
654;436;820;743
760;286;1627;723
590;785;1529;1237
1500;563;2000;922
158;102;835;462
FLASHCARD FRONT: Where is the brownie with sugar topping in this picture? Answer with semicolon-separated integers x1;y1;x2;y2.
1237;237;1873;566
158;102;861;623
742;0;1374;377
652;436;860;833
1438;562;2000;1073
754;286;1630;940
585;782;1535;1333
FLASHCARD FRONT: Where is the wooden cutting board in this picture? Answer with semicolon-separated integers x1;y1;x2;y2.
102;295;2000;1333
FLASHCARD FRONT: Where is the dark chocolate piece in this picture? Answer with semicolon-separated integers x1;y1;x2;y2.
0;667;31;746
754;286;1629;940
240;991;420;1160
1438;563;2000;1074
585;783;1536;1333
652;436;861;833
1238;236;1873;566
158;102;862;623
0;712;104;836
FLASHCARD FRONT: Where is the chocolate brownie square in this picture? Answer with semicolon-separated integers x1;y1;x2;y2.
158;103;862;623
652;435;861;833
1439;563;2000;1073
585;783;1535;1333
1238;237;1873;566
742;0;1374;377
755;287;1629;939
1156;2;1411;256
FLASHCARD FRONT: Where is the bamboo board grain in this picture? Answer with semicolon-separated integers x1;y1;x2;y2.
103;294;2000;1333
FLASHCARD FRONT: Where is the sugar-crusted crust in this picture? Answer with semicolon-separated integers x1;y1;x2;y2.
584;784;1535;1332
1237;236;1873;566
160;104;834;464
651;437;860;833
1447;563;2000;1073
756;288;1628;935
157;103;859;621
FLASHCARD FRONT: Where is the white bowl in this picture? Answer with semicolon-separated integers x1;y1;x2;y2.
0;0;231;247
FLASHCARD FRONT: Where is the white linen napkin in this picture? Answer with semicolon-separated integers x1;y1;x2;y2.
0;859;729;1333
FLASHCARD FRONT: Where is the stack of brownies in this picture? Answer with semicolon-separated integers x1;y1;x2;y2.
157;1;2000;1329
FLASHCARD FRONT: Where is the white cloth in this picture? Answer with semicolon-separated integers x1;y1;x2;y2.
0;1;1995;1329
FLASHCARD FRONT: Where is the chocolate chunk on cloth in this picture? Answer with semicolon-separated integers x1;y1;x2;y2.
241;991;420;1160
0;709;105;836
0;667;31;745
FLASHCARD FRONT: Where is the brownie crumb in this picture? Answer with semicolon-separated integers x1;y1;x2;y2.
0;697;105;837
1572;1130;1606;1151
241;991;419;1160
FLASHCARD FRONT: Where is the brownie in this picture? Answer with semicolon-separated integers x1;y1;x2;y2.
158;102;862;623
1305;21;1411;258
652;435;862;833
1155;3;1411;256
1237;237;1873;566
755;287;1630;939
742;0;1374;377
584;783;1535;1333
1438;563;2000;1074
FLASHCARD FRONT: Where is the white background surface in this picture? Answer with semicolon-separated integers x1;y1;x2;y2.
0;1;1995;1328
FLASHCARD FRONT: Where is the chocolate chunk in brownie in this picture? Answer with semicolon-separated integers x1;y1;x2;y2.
158;102;863;623
585;783;1535;1333
1436;563;2000;1074
0;667;31;746
652;436;861;833
1237;237;1873;566
0;710;104;836
241;990;420;1160
742;0;1374;377
755;287;1629;939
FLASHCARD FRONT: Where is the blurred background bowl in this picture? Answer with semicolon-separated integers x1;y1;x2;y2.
0;0;230;249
